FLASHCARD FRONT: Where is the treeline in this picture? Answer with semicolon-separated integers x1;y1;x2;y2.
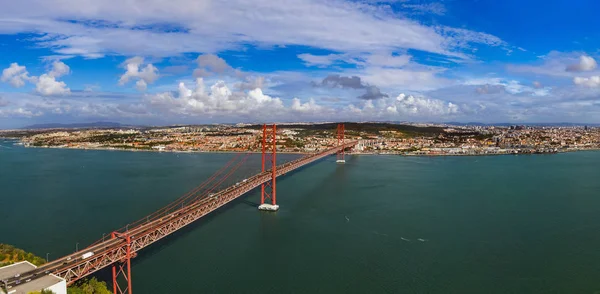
0;243;46;266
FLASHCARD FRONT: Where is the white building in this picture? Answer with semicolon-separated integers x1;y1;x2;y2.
0;261;67;294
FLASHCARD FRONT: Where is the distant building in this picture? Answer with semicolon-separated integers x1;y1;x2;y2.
0;261;67;294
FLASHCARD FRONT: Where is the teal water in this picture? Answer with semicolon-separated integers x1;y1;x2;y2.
1;139;600;293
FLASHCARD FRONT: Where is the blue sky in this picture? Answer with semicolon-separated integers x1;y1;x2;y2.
1;0;600;128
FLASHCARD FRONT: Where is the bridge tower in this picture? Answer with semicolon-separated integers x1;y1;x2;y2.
336;123;346;163
111;232;133;294
258;124;279;211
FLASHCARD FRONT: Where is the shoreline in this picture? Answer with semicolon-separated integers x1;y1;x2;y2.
3;140;599;157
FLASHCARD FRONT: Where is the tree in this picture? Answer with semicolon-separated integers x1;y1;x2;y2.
67;277;112;294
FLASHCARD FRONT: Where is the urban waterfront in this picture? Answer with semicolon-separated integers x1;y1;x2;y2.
2;139;600;293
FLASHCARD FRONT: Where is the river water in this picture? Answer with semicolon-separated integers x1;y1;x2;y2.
1;139;600;293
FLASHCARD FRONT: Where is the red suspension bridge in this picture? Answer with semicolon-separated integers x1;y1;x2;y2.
3;124;356;294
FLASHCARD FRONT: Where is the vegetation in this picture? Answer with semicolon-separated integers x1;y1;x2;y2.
244;122;446;138
67;277;112;294
0;243;46;266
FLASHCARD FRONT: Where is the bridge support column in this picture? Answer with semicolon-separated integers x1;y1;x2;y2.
112;232;133;294
259;124;279;211
336;123;346;163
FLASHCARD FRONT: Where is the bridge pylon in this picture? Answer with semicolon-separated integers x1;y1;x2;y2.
258;124;279;211
111;231;133;294
336;123;346;163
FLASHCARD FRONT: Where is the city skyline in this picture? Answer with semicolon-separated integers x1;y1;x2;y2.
2;1;600;128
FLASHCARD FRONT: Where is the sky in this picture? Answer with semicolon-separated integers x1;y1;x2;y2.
1;0;600;128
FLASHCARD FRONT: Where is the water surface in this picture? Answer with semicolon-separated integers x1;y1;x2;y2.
1;140;600;293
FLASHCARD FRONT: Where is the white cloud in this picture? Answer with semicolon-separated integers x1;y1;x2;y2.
291;98;323;113
1;63;35;87
573;76;600;88
1;61;71;95
339;93;461;121
508;51;600;78
119;56;159;91
148;78;286;116
196;54;232;74
299;52;412;68
192;54;243;78
302;52;447;91
49;60;70;77
361;67;449;91
403;3;446;15
33;61;71;96
36;73;70;95
136;80;148;91
0;107;43;118
395;93;459;116
0;0;506;59
236;76;266;91
566;55;597;72
437;26;506;49
364;53;411;68
464;78;550;97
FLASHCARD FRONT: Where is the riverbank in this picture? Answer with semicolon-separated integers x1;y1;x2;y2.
3;138;599;157
7;143;600;157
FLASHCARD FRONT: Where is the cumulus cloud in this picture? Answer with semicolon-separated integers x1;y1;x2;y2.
290;98;323;113
1;63;35;87
36;74;70;95
315;74;388;100
359;86;388;100
192;54;243;78
196;54;232;74
49;60;70;77
566;55;597;72
1;61;71;95
573;76;600;88
395;93;459;116
34;61;71;95
340;93;460;120
236;76;266;91
148;78;286;116
135;80;148;91
119;56;159;91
